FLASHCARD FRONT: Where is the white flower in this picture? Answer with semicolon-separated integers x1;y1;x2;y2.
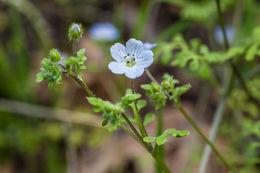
90;22;120;41
108;38;154;79
143;42;157;50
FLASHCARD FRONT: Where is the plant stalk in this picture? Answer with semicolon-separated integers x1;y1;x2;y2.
130;80;149;138
176;104;234;172
121;113;171;173
156;108;164;173
70;74;96;97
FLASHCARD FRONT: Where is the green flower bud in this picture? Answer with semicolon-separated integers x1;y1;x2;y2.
49;49;61;63
104;102;113;112
151;82;161;92
68;23;83;41
162;79;172;91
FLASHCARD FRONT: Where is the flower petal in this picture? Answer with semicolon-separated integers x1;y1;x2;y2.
136;50;154;68
108;61;127;74
125;66;144;79
143;42;157;50
110;43;127;62
125;38;144;57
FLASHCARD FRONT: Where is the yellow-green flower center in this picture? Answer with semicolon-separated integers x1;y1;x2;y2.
126;58;136;67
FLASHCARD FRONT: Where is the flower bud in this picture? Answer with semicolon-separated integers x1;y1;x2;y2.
162;79;172;91
68;23;83;41
49;49;61;63
151;82;161;92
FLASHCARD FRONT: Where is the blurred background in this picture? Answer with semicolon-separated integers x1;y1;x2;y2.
0;0;259;173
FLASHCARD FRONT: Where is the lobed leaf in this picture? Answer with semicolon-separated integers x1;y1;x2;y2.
143;113;155;126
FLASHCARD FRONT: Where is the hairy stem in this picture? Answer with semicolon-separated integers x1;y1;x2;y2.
70;39;95;97
70;74;96;97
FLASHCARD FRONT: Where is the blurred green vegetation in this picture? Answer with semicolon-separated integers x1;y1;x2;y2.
0;0;259;173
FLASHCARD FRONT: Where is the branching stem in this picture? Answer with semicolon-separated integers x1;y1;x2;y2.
145;69;234;172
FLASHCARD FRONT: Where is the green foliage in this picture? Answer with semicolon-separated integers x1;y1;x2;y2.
87;97;123;132
137;99;147;111
141;73;191;107
49;49;61;63
156;0;235;23
143;128;189;146
64;49;87;77
36;56;62;88
121;92;141;108
141;83;167;110
143;113;155;126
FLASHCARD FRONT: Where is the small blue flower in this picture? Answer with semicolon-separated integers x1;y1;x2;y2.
214;25;234;45
90;22;120;41
108;38;154;79
143;42;157;50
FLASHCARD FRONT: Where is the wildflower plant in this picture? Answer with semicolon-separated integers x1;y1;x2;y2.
36;21;238;173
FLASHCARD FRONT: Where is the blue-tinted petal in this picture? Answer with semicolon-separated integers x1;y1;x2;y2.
125;66;144;79
110;43;127;62
143;42;157;50
136;50;153;68
108;61;127;74
125;38;144;57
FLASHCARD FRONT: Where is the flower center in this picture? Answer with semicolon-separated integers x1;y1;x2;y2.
125;54;136;67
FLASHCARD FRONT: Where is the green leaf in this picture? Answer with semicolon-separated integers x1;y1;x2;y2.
141;84;152;91
246;44;259;61
143;136;156;143
101;119;108;127
137;99;147;111
143;113;155;126
87;97;102;106
49;49;61;63
125;88;133;95
156;135;167;146
87;97;103;112
189;59;200;71
171;130;190;138
36;72;43;82
77;48;85;57
121;93;141;106
162;128;177;136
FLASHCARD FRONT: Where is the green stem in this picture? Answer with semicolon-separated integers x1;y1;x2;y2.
70;39;95;97
130;80;149;138
70;74;96;97
121;113;145;145
152;154;172;173
176;104;235;172
156;108;164;173
72;40;76;57
121;113;171;173
120;124;146;148
145;69;159;85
